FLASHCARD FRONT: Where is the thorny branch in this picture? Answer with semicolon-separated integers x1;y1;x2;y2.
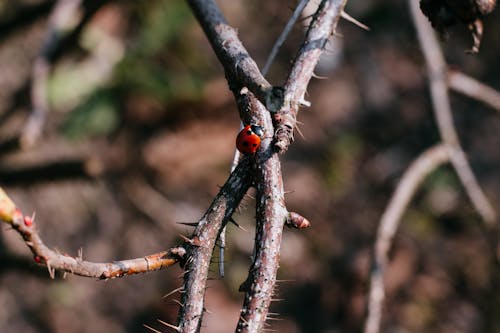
177;158;253;333
0;188;183;279
364;144;450;333
274;0;348;153
2;0;340;332
236;95;288;333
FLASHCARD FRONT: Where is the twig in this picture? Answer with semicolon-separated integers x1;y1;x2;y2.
364;144;450;333
409;0;497;226
219;129;243;278
186;0;284;113
21;0;83;149
261;0;310;77
0;187;183;279
274;0;348;153
448;70;500;113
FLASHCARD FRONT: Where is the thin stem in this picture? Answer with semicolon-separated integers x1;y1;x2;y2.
261;0;310;77
448;70;500;113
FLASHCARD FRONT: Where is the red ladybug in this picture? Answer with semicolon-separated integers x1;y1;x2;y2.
236;125;263;155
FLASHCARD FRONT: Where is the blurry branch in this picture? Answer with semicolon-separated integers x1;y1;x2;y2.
0;188;183;279
0;157;103;185
365;3;499;333
448;70;500;113
261;0;310;77
409;0;497;226
364;144;449;333
186;0;284;113
122;178;180;229
21;0;84;149
0;1;54;40
273;0;348;153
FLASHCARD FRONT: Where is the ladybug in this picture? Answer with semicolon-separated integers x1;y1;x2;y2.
236;125;263;155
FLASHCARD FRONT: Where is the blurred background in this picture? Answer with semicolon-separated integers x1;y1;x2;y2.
1;0;500;332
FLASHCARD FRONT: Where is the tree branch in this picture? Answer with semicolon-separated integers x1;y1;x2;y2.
364;144;450;333
409;0;497;226
177;158;254;332
235;95;288;333
274;0;347;153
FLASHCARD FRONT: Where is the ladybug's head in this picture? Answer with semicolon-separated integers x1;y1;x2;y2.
250;124;264;138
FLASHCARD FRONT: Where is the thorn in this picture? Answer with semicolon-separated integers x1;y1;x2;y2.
78;248;83;261
47;261;55;279
271;298;285;302
143;324;162;333
332;31;343;38
299;98;311;107
171;299;184;307
157;319;180;332
62;272;67;279
312;72;329;79
295;122;306;140
228;217;247;231
179;234;192;243
266;317;283;321
178;269;190;279
162;287;184;299
340;11;370;31
176;222;199;227
204;307;212;314
267;312;280;316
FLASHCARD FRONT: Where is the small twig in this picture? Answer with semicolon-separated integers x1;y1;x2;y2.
409;0;497;226
447;70;500;113
274;0;348;153
0;187;183;279
261;0;310;77
364;144;450;333
186;0;284;113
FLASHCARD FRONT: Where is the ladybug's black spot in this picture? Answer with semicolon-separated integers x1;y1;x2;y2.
246;130;252;135
243;141;249;147
252;143;257;147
